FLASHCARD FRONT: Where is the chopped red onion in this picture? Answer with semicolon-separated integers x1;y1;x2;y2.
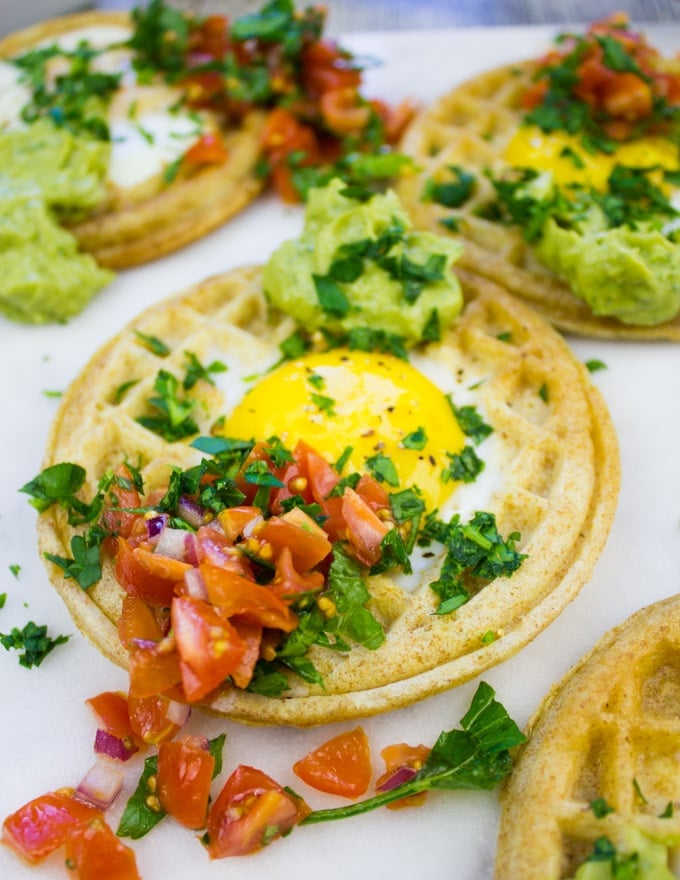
155;527;189;561
165;699;191;728
242;514;264;538
94;728;138;762
375;766;418;792
183;567;208;600
74;762;124;810
146;514;168;539
184;533;200;567
177;495;206;529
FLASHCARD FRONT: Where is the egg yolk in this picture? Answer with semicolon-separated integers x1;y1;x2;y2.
224;349;466;511
504;125;679;190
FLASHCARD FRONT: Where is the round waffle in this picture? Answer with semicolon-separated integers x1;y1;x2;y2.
396;61;680;342
496;593;680;878
0;11;264;269
37;265;619;726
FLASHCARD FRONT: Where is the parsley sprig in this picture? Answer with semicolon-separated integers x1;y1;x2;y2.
0;622;70;668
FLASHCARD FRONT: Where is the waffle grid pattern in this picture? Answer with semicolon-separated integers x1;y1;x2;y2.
396;62;680;341
39;267;619;725
497;595;680;878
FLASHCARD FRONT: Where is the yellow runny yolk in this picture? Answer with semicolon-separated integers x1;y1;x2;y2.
504;125;679;190
225;350;466;511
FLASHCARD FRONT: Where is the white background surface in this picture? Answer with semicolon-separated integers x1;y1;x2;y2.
1;23;680;880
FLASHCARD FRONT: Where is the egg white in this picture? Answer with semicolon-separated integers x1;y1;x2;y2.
0;25;208;192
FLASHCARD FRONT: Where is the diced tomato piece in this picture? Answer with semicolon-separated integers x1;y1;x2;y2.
64;817;140;880
355;473;391;512
205;765;310;858
114;538;183;606
199;564;298;631
127;693;184;746
100;465;142;541
157;735;215;829
229;621;262;689
341;487;391;567
257;506;332;572
117;596;164;648
85;692;142;751
301;40;362;97
268;546;325;600
184;131;228;166
293;727;372;798
128;638;182;698
376;742;431;809
2;790;100;864
172;596;247;702
261;108;322;164
320;87;371;134
189;14;230;59
216;506;262;543
601;71;653;121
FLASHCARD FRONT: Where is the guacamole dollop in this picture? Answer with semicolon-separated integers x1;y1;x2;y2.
0;119;113;324
263;178;464;343
536;218;680;326
568;826;678;880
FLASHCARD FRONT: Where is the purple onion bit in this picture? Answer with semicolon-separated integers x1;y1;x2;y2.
94;728;139;762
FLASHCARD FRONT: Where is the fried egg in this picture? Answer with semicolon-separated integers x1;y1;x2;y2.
208;339;503;573
0;25;209;192
503;125;679;190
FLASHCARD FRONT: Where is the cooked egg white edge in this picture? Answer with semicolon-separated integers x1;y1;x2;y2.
1;25;207;191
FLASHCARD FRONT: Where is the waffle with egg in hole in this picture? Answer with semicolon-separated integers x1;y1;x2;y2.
496;593;680;878
396;53;680;341
36;264;619;726
0;11;265;269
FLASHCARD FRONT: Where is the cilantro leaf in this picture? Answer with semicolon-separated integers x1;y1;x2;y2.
313;274;351;318
450;403;493;444
117;755;166;839
45;534;102;589
442;445;485;484
427;511;526;614
182;351;227;390
365;453;399;487
20;463;86;513
136;369;199;441
301;681;525;823
423;165;475;208
324;544;385;650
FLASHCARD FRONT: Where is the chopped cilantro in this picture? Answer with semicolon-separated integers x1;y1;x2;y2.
450;403;493;444
302;681;525;823
590;796;615;818
480;630;497;644
9;565;20;579
422;309;441;342
134;330;170;357
365;453;400;487
0;621;69;668
310;392;336;417
442;445;484;483
0;593;6;609
182;350;227;390
423;165;475;208
313;274;351;318
402;427;427;450
113;379;140;403
538;383;549;402
136;369;199;441
334;446;353;473
45;533;102;590
586;359;607;372
425;510;526;614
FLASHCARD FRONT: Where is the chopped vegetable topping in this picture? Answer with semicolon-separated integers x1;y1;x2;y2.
0;621;70;668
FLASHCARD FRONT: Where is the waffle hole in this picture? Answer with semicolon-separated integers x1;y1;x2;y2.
641;654;680;719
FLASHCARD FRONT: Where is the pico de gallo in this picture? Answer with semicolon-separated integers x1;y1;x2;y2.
132;0;415;199
2;679;525;877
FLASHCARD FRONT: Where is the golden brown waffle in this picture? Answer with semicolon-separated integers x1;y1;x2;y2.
0;12;264;269
37;265;619;726
496;593;680;878
396;62;680;341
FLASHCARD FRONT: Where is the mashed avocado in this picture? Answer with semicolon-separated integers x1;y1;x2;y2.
536;218;680;326
263;178;463;343
568;826;678;880
0;119;113;324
